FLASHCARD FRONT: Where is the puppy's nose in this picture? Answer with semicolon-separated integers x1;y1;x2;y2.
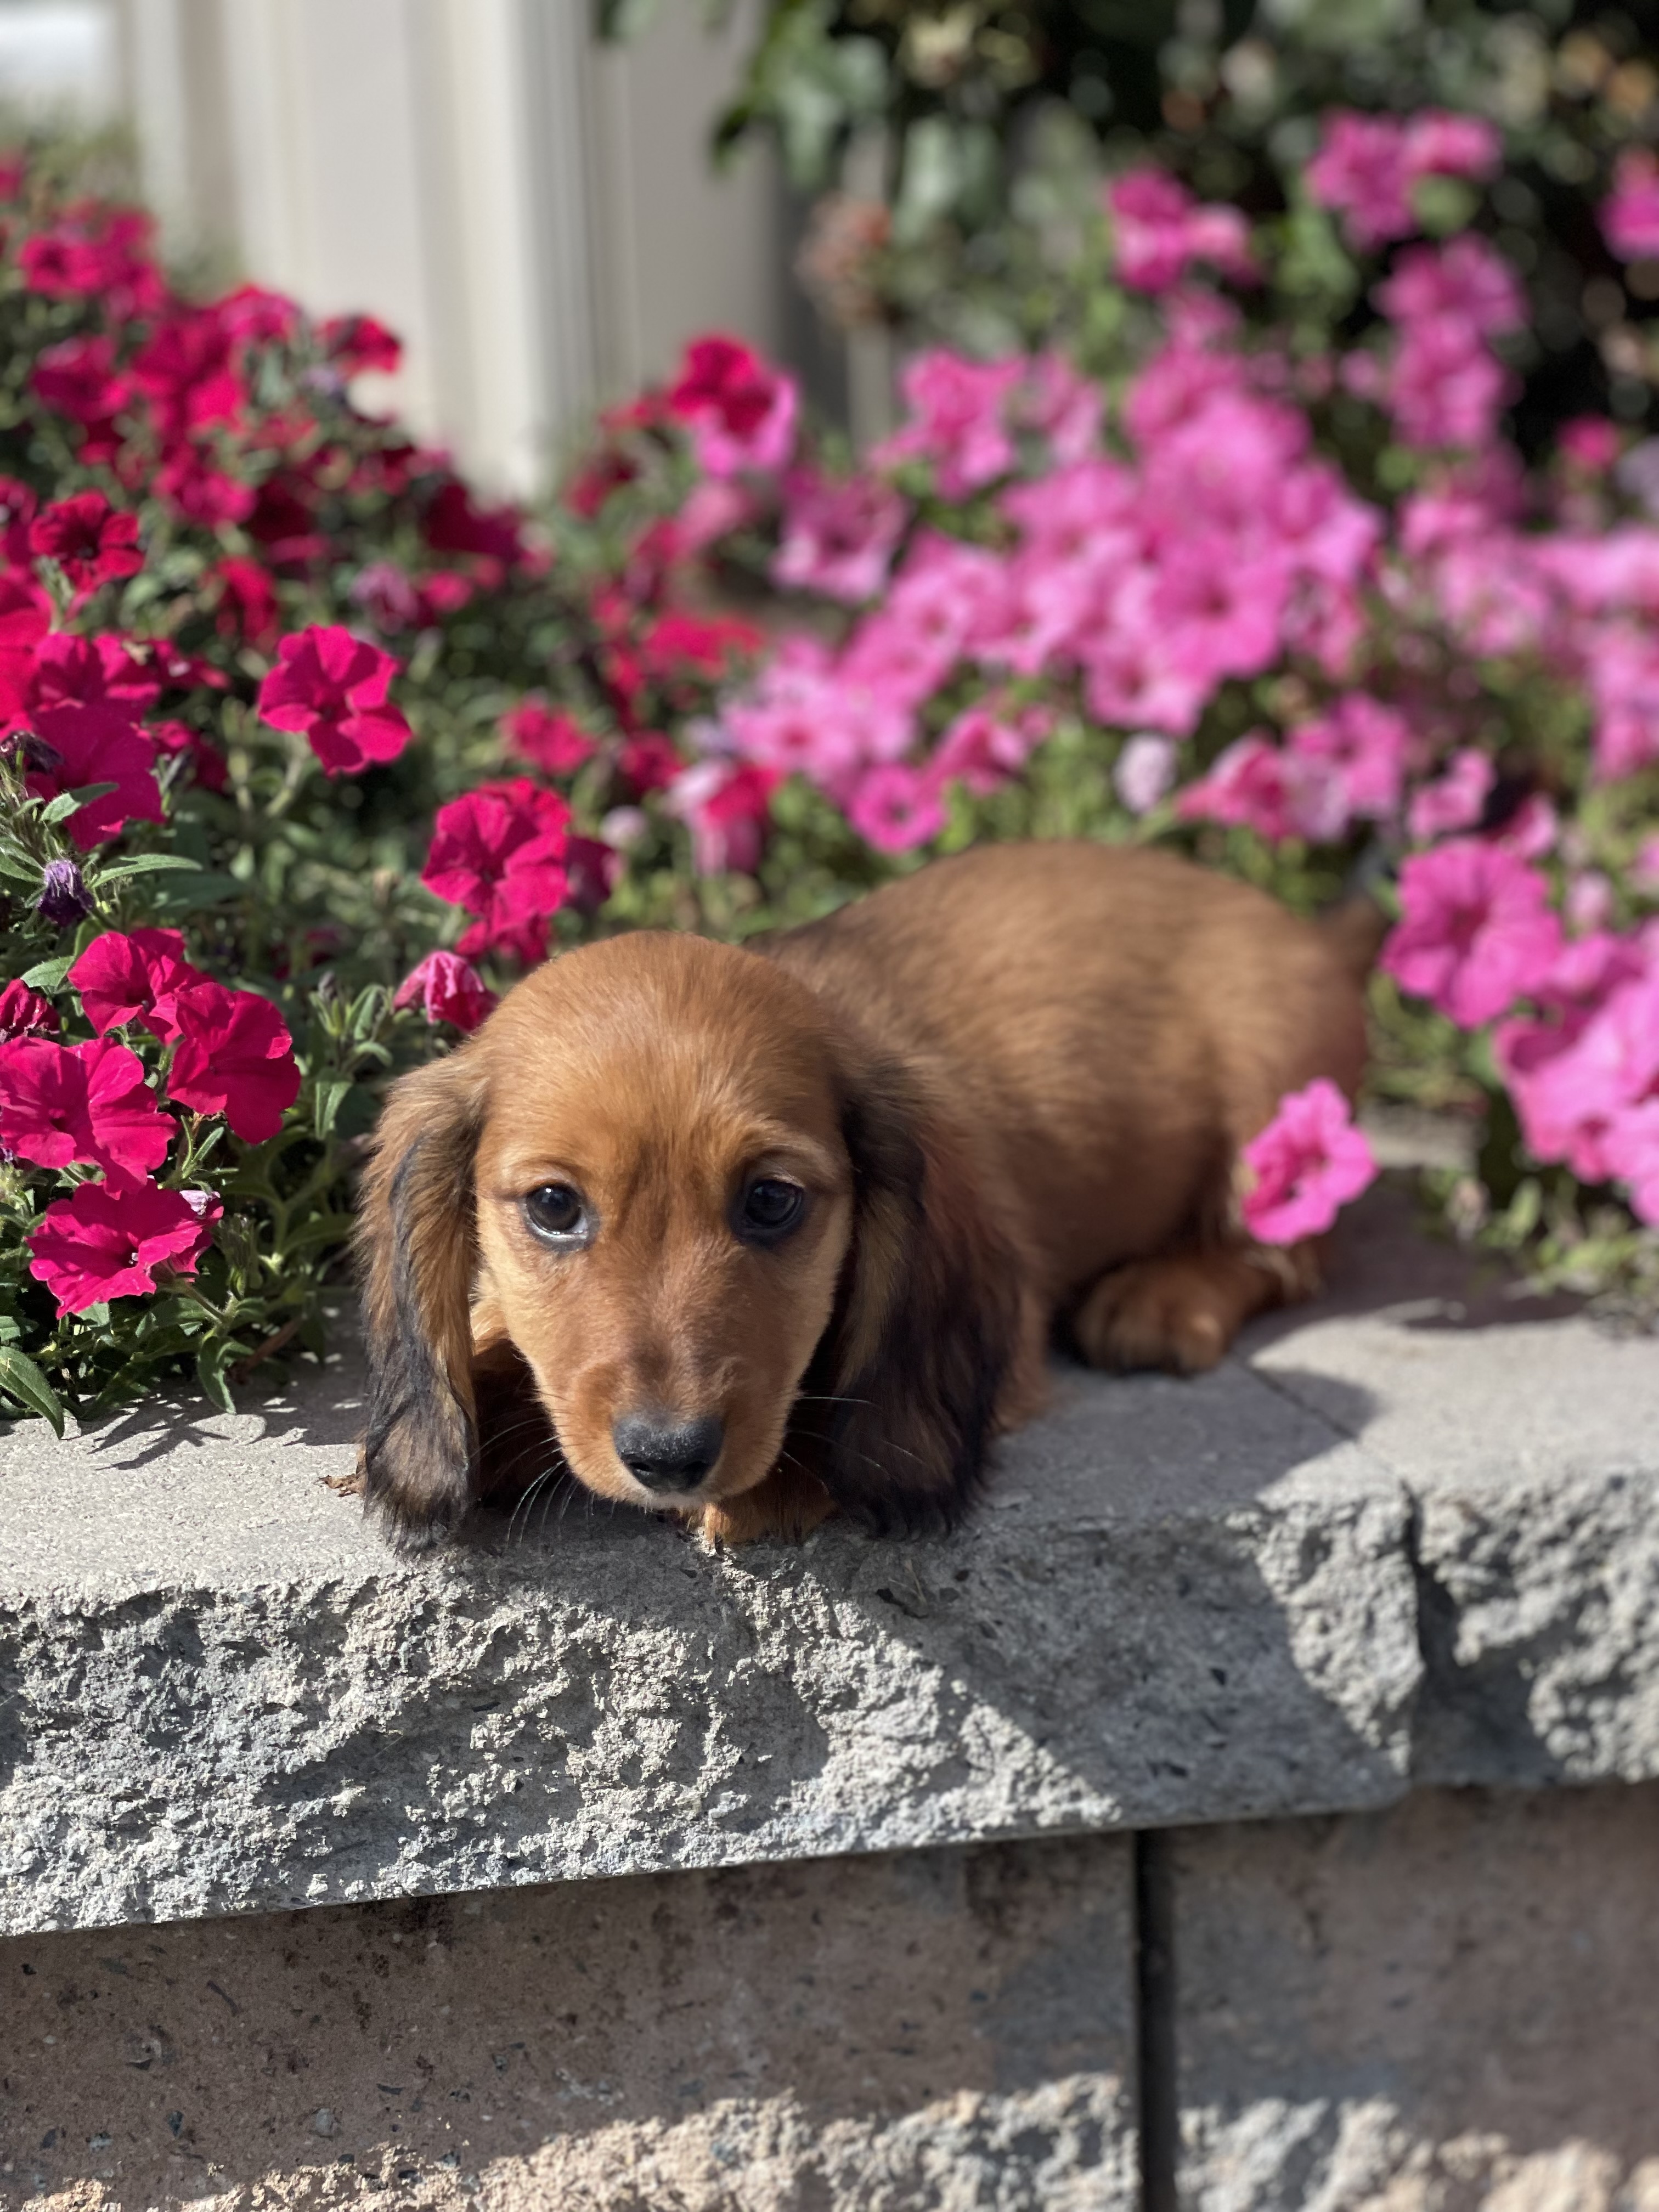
612;1410;725;1493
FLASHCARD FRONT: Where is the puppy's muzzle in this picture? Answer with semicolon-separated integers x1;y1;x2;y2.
612;1410;725;1494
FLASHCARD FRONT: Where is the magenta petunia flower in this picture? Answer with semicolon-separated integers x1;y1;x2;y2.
69;928;202;1040
0;1035;171;1177
23;699;164;850
167;982;301;1143
27;492;143;603
1106;168;1257;293
1383;838;1563;1029
771;469;908;603
1240;1079;1378;1245
0;980;59;1041
667;335;798;478
0;571;52;722
256;624;413;776
393;950;498;1034
846;763;947;855
421;778;571;965
502;699;597;777
27;1177;217;1317
873;351;1024;498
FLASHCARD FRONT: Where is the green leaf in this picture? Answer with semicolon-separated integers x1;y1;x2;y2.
0;845;41;883
311;1077;355;1139
20;954;74;990
195;1338;239;1416
41;781;117;825
0;1346;65;1435
93;855;207;884
149;871;245;910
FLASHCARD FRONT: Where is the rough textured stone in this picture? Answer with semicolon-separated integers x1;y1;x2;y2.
0;1831;1136;2210
0;1328;1414;1936
1246;1190;1659;1789
8;1184;1659;1939
1168;1784;1659;2211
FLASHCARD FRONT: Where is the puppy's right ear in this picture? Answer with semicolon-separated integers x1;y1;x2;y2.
356;1049;488;1552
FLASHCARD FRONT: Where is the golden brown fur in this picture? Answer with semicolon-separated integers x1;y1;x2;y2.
356;843;1370;1551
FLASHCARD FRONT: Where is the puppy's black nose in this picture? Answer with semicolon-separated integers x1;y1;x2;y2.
612;1411;725;1493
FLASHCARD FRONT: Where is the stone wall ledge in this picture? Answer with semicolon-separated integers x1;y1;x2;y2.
4;1187;1658;1940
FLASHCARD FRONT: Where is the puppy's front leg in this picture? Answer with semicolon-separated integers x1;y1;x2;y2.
700;1460;838;1546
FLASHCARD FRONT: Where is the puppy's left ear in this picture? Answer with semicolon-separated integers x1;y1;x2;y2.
356;1048;488;1552
811;1055;1026;1531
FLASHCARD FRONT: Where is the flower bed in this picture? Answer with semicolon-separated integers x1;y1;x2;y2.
2;113;1658;1430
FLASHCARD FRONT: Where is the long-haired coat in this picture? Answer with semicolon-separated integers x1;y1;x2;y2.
357;842;1372;1550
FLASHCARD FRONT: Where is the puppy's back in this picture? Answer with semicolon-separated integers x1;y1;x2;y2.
768;842;1369;1292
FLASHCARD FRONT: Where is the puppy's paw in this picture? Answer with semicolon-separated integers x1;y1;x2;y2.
1073;1250;1288;1376
700;1463;838;1546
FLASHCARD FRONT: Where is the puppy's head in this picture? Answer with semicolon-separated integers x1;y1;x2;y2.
358;932;1017;1551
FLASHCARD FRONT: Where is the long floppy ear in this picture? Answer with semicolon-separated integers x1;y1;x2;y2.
806;1055;1025;1532
356;1049;488;1552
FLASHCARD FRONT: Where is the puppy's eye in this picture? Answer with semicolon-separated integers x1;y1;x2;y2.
523;1183;586;1242
737;1177;805;1243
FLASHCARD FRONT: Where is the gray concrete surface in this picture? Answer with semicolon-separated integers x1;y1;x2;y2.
0;1832;1136;2211
3;1187;1658;1938
1170;1782;1659;2211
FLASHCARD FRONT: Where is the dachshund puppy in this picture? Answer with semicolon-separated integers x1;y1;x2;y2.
357;842;1372;1551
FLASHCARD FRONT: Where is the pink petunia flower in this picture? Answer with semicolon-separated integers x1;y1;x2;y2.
27;493;143;603
256;624;413;776
0;1035;171;1177
772;469;908;603
503;698;597;776
393;950;498;1033
846;763;946;855
27;1177;217;1317
1240;1079;1378;1244
1408;749;1494;841
1106;169;1257;292
873;351;1025;498
421;778;571;964
167;982;301;1143
666;335;798;478
0;980;58;1041
1383;838;1563;1028
70;928;202;1039
1602;149;1659;262
1176;733;1300;842
24;700;164;850
1306;113;1415;250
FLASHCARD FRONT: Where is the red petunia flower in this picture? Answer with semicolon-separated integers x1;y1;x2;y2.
28;493;144;604
27;1178;217;1317
320;313;403;377
211;556;281;649
0;1035;171;1177
24;699;164;850
639;610;763;683
167;981;301;1143
618;732;682;797
256;624;413;776
27;631;161;715
150;718;228;793
666;335;798;478
70;928;202;1039
422;478;525;569
0;980;58;1041
422;779;570;965
393;950;498;1033
502;699;597;776
30;335;131;445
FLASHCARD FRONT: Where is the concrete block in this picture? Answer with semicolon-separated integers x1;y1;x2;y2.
1167;1784;1659;2210
0;1340;1416;1936
1245;1187;1659;1788
0;1831;1136;2210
